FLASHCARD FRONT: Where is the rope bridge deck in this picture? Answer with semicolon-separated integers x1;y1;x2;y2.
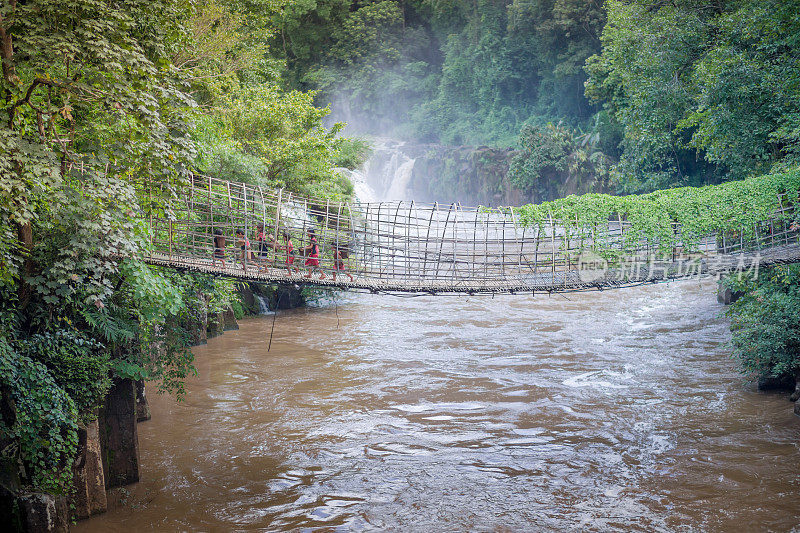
138;175;800;294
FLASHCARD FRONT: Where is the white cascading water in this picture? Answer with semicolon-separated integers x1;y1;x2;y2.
340;138;417;202
384;158;416;201
335;167;378;203
254;294;273;315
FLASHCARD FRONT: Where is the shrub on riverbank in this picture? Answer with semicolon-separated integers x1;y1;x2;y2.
725;266;800;384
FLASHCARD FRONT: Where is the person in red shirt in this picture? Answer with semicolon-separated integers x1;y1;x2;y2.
280;231;297;276
302;229;325;279
331;245;353;282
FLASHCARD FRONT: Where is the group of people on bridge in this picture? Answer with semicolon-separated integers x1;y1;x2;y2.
211;224;353;282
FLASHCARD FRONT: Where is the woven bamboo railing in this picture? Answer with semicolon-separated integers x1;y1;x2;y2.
134;174;800;294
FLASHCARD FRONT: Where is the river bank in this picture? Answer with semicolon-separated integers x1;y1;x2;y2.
1;282;310;532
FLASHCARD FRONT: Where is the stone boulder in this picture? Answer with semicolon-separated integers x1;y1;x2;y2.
757;374;796;392
183;291;208;346
238;284;257;314
207;310;225;338
717;283;743;305
223;306;239;331
789;371;800;402
17;493;68;533
271;286;305;310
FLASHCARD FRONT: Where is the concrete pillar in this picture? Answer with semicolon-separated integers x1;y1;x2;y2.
222;306;239;331
135;380;151;423
71;418;108;520
99;378;139;488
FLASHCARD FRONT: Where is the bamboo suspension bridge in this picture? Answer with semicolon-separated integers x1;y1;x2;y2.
138;174;800;295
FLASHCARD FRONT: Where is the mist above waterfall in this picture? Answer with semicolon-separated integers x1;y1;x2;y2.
325;84;525;206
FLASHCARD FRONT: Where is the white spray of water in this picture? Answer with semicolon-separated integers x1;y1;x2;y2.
254;294;273;315
341;138;417;202
336;167;378;203
385;158;416;201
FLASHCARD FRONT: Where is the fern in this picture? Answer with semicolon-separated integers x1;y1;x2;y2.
79;307;136;344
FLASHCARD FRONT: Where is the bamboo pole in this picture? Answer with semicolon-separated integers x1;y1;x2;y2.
483;210;490;281
422;203;437;279
435;204;453;282
406;201;413;278
549;211;556;285
273;189;283;265
346;202;358;275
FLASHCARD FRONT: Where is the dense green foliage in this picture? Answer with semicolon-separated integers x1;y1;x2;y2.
726;266;800;381
0;338;79;494
509;120;612;201
0;0;194;494
0;0;363;496
586;0;800;193
179;0;360;198
518;168;800;255
194;85;354;198
271;0;605;145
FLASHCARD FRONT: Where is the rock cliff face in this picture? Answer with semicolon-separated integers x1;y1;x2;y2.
357;139;601;207
407;145;526;206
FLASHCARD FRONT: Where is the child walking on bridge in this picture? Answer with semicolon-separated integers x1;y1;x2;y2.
235;228;254;270
281;231;297;276
212;229;226;268
302;229;325;279
256;223;277;272
331;246;353;282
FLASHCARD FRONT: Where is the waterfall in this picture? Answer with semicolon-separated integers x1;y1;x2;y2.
255;295;273;315
336;167;378;203
342;139;417;202
384;157;416;201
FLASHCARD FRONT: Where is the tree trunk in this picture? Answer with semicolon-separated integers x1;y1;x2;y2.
0;0;19;95
2;4;35;309
17;221;32;308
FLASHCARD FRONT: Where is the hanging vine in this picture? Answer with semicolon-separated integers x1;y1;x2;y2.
516;168;800;257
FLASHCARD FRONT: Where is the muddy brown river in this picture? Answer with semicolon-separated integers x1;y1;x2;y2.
74;280;799;531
